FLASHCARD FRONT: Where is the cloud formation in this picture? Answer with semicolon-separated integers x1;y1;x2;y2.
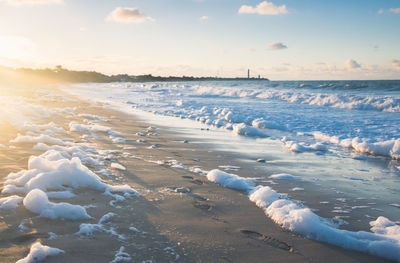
389;8;400;14
238;1;288;15
106;7;154;24
391;59;400;71
377;8;400;14
345;59;361;69
0;0;62;4
268;42;288;50
200;16;209;20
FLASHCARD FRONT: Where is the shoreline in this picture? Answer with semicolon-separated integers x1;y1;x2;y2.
0;85;395;262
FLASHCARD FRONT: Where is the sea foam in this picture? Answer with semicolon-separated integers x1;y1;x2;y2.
206;169;400;262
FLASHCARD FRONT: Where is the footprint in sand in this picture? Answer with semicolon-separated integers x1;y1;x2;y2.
181;175;204;185
191;194;207;202
192;200;214;211
240;229;294;252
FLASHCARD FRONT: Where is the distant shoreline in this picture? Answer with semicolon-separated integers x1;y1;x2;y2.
131;76;270;82
0;65;269;84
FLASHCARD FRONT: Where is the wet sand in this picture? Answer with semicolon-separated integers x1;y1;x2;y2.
0;85;394;262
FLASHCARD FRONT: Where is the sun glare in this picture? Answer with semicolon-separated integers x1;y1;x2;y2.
0;35;36;61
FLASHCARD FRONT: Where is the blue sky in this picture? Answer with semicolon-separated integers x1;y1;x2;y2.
0;0;399;80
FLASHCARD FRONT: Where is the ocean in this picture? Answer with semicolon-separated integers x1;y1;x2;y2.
63;80;400;258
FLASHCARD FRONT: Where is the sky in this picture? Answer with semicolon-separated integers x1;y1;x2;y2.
0;0;399;80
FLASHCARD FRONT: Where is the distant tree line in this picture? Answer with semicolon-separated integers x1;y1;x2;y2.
8;65;268;83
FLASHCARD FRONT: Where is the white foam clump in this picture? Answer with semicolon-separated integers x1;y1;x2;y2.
76;212;125;240
21;122;66;135
282;138;327;153
32;143;104;166
313;132;400;160
69;121;126;144
0;195;23;210
16;241;64;263
206;169;255;191
69;121;113;133
2;149;138;197
110;246;131;263
269;173;299;180
78;113;107;122
252;118;286;131
10;134;65;146
206;169;400;262
165;160;185;169
76;222;104;237
233;123;268;138
111;163;126;171
23;189;90;220
129;226;140;233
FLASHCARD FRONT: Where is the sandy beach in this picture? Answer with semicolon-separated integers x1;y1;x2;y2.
1;0;400;261
0;84;395;263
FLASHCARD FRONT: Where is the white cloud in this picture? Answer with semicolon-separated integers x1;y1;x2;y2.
378;8;400;14
345;59;361;70
200;16;209;20
0;0;62;5
391;59;400;71
238;1;288;15
268;42;288;50
106;7;154;24
389;8;400;14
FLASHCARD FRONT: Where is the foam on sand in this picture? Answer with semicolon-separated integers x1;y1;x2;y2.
111;162;126;171
21;122;66;135
69;121;126;144
23;189;90;220
69;122;112;133
110;246;131;263
2;145;139;219
78;113;107;122
16;241;64;263
0;195;23;210
76;212;125;240
32;143;104;166
2;149;138;197
206;169;400;262
10;134;65;146
269;173;299;180
232;123;268;138
206;169;255;191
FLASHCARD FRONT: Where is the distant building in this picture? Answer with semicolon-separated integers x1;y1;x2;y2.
248;69;250;79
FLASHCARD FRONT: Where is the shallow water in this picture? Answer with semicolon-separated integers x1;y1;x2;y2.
63;80;400;232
